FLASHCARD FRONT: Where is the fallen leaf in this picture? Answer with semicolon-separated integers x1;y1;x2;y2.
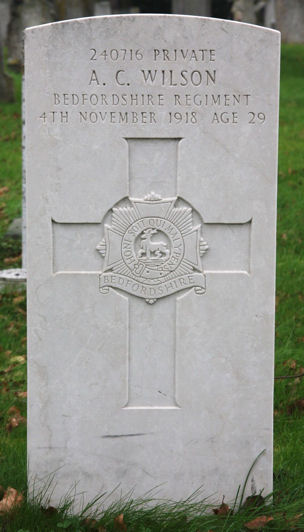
283;359;297;370
42;505;58;516
13;295;25;305
114;513;127;530
81;518;98;529
0;186;9;196
8;406;21;415
245;516;274;530
287;399;304;414
213;502;231;515
82;518;107;531
281;233;287;240
3;364;15;374
243;494;265;508
11;355;26;364
0;487;23;514
14;391;27;398
4;255;22;265
6;406;26;432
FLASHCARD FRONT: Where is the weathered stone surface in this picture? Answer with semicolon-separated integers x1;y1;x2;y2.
0;268;26;290
25;15;280;509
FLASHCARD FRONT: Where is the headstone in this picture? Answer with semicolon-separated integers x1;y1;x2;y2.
56;0;92;20
231;0;256;24
25;15;280;508
7;0;54;69
4;217;22;239
94;1;111;15
276;0;304;43
264;0;276;29
0;0;11;44
0;33;14;101
172;0;211;16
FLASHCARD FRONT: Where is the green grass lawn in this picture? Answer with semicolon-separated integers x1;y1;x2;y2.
0;44;304;531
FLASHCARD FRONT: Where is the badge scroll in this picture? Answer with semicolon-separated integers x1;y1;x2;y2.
96;192;208;304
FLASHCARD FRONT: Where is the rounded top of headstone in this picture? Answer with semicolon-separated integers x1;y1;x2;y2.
24;14;280;38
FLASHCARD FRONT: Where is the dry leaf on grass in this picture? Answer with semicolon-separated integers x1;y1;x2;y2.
42;505;58;516
11;355;26;364
283;358;297;369
244;515;274;530
0;487;23;514
2;364;15;374
114;513;127;530
287;399;304;414
6;406;26;432
81;518;99;529
242;494;265;509
81;517;107;531
0;186;9;196
213;500;231;516
4;255;22;265
14;391;27;398
13;295;25;305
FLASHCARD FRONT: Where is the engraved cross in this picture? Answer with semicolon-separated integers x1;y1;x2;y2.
52;138;251;409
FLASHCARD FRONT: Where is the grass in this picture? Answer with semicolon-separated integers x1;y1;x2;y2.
0;69;22;271
0;44;304;530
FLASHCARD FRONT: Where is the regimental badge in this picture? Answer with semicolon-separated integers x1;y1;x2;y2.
97;192;208;304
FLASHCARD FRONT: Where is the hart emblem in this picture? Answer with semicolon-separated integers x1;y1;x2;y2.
97;193;208;303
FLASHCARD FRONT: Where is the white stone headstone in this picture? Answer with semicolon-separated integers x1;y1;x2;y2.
25;15;280;509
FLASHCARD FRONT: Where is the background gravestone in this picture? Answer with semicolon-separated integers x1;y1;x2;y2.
7;0;55;69
276;0;304;43
0;34;14;102
94;1;111;15
0;0;12;44
25;15;280;508
172;0;211;16
56;0;93;20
